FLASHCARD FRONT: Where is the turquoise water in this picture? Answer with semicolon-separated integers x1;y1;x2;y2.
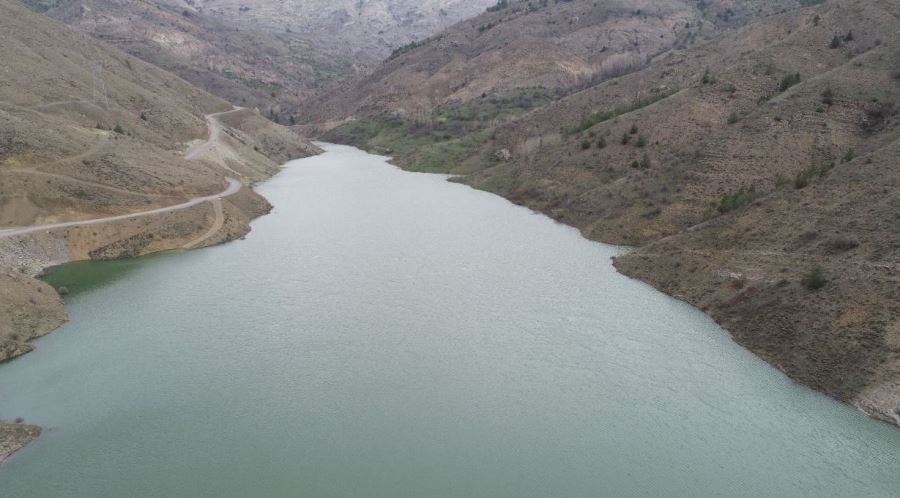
1;144;898;497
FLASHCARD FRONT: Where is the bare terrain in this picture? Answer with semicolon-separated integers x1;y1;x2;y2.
0;0;317;461
319;0;900;426
22;0;495;122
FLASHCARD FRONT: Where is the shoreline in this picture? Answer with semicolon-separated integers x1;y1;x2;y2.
0;183;276;464
0;124;320;462
345;140;900;429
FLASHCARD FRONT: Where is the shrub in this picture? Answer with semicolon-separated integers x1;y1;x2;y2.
635;135;648;147
821;87;834;106
581;139;591;150
829;35;843;49
597;136;607;149
780;73;801;91
717;186;756;213
113;124;125;134
842;149;855;163
702;69;715;85
486;0;509;12
622;133;631;145
564;90;676;135
801;267;828;290
639;153;652;169
794;162;833;189
727;112;739;125
774;174;790;189
629;124;639;135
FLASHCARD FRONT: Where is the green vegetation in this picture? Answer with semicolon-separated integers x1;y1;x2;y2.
702;69;716;85
113;123;125;134
324;88;558;173
486;0;509;12
774;174;790;189
389;40;425;60
717;187;757;213
581;139;592;150
794;162;834;189
727;112;739;125
20;0;65;12
821;87;834;106
842;149;855;163
564;89;676;136
801;267;828;291
779;73;801;92
635;135;648;147
597;136;607;149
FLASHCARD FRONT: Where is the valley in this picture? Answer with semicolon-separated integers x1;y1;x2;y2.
2;0;899;485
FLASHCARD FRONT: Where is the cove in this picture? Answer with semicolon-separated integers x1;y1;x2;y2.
0;144;898;497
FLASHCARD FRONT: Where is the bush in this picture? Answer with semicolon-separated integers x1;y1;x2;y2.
622;133;631;145
842;149;855;163
821;88;834;106
717;186;756;213
635;135;648;147
801;267;828;290
113;124;125;134
629;124;639;135
774;174;790;189
597;136;607;149
702;69;715;85
794;162;832;189
581;139;592;150
727;112;739;125
780;73;801;92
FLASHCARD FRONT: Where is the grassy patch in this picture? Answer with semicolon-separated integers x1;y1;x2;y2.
324;88;558;173
564;89;677;136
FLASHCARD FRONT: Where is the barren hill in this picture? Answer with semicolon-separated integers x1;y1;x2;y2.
0;0;318;451
1;0;319;457
319;0;900;426
23;0;495;122
307;0;809;123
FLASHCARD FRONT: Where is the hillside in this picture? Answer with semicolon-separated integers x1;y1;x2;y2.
0;0;316;458
319;0;900;426
23;0;495;122
309;0;808;124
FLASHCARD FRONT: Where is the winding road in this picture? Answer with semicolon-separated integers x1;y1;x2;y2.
185;107;245;161
0;108;247;240
0;178;241;239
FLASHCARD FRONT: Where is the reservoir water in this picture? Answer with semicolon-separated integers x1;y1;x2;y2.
1;144;898;497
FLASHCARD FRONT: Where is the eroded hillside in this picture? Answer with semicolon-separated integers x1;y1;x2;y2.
318;0;900;426
0;0;317;457
23;0;495;122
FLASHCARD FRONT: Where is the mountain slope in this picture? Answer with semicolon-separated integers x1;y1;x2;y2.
309;0;809;123
0;0;317;454
23;0;495;121
318;0;900;426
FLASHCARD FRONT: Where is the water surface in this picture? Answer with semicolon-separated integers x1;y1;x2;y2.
1;144;898;497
